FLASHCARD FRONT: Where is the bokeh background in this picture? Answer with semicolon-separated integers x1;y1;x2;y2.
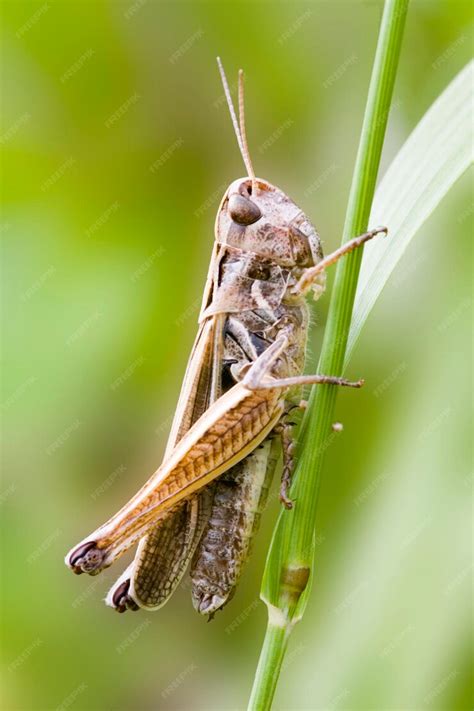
1;1;472;709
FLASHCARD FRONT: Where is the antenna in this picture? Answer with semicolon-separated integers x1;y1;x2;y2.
238;69;256;195
216;57;256;193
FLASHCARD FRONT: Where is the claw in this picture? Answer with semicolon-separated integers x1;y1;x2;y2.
111;579;139;613
279;492;294;510
66;541;105;575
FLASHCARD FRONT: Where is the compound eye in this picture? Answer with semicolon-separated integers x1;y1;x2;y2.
228;193;261;225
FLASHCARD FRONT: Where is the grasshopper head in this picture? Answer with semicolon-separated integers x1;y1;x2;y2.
213;177;326;306
215;59;325;297
216;177;324;271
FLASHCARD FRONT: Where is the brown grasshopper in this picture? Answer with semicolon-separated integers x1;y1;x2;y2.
65;59;386;616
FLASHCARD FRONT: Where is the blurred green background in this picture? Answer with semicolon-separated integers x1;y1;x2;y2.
1;1;472;709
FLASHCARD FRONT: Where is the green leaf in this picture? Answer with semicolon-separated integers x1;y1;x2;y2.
346;60;473;363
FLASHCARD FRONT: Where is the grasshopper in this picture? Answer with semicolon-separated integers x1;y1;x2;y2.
65;59;386;617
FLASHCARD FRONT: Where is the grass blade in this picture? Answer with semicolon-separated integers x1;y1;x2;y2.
248;1;409;708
